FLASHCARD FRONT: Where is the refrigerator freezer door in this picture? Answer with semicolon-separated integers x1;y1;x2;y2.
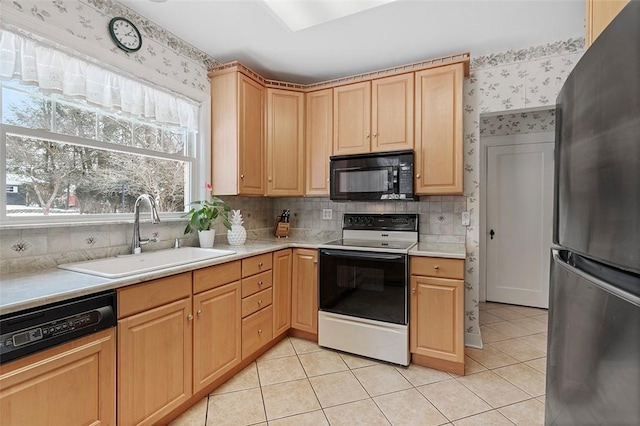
546;249;640;425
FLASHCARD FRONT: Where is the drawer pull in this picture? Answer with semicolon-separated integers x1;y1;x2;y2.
258;300;262;306
197;309;202;316
258;329;262;335
258;262;264;267
434;265;439;270
258;281;263;287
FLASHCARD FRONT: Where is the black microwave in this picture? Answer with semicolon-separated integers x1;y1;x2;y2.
330;150;416;201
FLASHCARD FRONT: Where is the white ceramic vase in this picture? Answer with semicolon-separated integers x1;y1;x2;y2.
198;229;215;248
227;224;247;246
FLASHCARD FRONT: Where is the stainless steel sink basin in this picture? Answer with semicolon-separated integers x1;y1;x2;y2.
58;247;236;278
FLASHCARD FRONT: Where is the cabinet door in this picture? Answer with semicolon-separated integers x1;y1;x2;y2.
211;71;240;195
371;73;414;152
410;275;464;364
333;82;371;155
415;63;464;195
306;89;333;196
273;249;293;336
291;248;318;334
586;0;629;46
239;73;265;195
193;281;241;393
118;297;193;426
266;89;304;196
0;328;115;426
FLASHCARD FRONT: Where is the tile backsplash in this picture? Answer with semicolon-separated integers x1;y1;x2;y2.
0;195;466;275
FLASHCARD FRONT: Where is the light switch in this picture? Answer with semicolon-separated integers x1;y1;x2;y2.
461;211;470;226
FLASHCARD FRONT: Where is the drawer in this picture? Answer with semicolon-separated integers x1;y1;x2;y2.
242;253;273;278
242;305;273;359
411;257;464;280
242;288;273;318
193;260;241;293
118;272;191;318
241;271;273;297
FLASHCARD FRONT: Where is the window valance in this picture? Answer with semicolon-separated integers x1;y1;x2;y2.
0;29;199;130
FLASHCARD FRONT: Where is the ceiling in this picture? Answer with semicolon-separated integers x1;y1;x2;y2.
121;0;585;84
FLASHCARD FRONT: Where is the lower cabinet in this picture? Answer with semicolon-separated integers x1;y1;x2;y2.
0;328;115;425
272;248;292;337
291;248;319;334
410;256;465;375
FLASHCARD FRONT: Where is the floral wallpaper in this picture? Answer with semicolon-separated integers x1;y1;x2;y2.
0;0;217;94
462;37;584;342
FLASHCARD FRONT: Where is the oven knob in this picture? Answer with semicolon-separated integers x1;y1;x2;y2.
346;217;353;225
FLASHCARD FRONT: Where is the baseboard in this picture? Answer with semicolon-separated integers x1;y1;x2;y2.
465;331;483;349
412;353;465;376
288;328;318;342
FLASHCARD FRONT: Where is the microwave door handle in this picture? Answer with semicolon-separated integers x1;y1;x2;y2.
320;249;405;262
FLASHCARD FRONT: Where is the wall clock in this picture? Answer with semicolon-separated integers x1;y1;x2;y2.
108;17;142;53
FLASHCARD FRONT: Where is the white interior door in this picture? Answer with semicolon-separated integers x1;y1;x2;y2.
486;142;554;308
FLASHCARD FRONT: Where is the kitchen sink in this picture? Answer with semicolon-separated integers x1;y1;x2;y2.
58;247;236;278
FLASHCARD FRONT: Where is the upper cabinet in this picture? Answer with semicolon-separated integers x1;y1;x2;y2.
371;73;414;153
305;89;333;196
266;89;305;196
211;70;265;196
414;63;464;195
586;0;629;47
333;74;414;156
333;82;371;155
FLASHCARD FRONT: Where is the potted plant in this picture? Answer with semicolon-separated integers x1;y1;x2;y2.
183;184;231;247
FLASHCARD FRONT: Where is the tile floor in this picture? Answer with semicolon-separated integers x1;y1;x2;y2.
170;302;548;425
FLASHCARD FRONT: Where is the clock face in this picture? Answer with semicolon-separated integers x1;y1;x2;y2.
109;17;142;52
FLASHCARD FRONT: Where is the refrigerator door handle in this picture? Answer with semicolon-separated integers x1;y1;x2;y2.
552;249;640;306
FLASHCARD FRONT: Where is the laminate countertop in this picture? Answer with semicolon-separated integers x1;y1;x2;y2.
1;237;466;315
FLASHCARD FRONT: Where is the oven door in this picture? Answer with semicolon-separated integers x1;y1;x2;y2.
330;165;397;200
319;248;408;325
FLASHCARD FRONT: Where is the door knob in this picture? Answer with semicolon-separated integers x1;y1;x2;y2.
240;174;245;179
197;309;202;316
416;174;421;179
365;133;370;139
490;229;495;240
187;314;193;321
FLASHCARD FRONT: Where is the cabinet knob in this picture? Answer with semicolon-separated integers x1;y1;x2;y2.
258;281;263;287
365;133;370;139
258;329;263;335
258;300;262;306
313;260;318;264
268;177;272;182
258;262;264;267
187;314;193;321
434;265;439;270
412;287;416;294
373;133;378;138
416;173;421;179
240;174;245;179
197;309;203;316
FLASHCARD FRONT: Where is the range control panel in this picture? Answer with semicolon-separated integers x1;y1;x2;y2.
342;213;419;232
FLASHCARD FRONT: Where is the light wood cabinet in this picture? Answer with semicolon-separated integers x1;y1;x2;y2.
371;73;414;152
118;273;193;426
0;328;115;426
241;254;274;359
291;248;318;334
414;63;464;195
273;249;293;336
333;81;371;155
305;89;333;196
211;70;265;195
266;89;305;196
410;257;464;375
193;262;242;393
586;0;629;47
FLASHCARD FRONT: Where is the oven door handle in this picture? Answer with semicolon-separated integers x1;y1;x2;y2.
319;249;405;262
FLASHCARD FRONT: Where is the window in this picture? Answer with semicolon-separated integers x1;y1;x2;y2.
1;81;196;220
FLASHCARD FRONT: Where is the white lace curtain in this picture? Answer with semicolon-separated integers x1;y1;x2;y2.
0;29;199;130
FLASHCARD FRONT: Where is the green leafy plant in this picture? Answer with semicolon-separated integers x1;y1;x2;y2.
183;184;232;234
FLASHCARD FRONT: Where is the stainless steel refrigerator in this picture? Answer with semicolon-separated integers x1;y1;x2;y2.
546;2;640;425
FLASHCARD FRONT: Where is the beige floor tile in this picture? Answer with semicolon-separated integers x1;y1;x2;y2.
479;324;510;343
352;364;412;397
489;307;528;321
456;371;530;408
463;355;489;375
339;352;380;369
505;306;547;317
206;388;265;426
259;337;296;360
510;317;548;334
374;388;448;426
479;302;503;311
479;310;503;325
267;410;329;426
298;350;348;377
524;357;547;374
309;370;368;408
323;399;390;426
465;345;519;370
499;399;545;426
452;409;513;426
493;363;546;397
211;362;260;395
484;321;534;339
417;379;492;421
262;379;320;420
257;355;306;386
537;396;546;404
515;333;547;353
290;337;322;354
395;363;451;386
169;397;208;426
488;339;545;362
532;314;548;325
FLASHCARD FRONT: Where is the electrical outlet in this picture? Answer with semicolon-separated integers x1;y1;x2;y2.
461;211;470;226
322;209;332;220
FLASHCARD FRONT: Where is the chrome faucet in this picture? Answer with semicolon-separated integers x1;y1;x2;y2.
132;194;161;254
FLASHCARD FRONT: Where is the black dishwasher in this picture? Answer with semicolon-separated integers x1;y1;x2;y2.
0;290;116;365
